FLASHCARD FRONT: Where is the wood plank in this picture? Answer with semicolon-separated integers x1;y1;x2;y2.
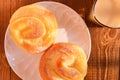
11;70;22;80
0;0;11;80
84;0;120;80
84;0;98;80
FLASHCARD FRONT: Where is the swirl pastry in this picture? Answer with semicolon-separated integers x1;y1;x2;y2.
9;4;57;54
40;43;87;80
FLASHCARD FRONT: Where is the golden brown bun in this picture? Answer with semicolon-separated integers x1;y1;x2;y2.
10;4;58;54
39;42;87;80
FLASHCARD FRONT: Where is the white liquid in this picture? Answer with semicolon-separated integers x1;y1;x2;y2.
95;0;120;28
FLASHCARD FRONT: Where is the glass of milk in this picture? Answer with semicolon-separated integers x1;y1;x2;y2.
90;0;120;28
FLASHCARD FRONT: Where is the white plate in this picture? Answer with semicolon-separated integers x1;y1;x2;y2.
4;1;91;80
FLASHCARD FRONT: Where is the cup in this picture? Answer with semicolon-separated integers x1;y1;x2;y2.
90;0;120;28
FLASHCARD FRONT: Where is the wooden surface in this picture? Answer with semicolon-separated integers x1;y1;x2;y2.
0;0;119;80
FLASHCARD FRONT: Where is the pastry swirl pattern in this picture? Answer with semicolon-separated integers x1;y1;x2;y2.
40;43;87;80
10;4;57;54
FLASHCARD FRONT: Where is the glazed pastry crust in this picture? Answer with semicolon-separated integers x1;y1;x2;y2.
40;43;87;80
10;4;57;54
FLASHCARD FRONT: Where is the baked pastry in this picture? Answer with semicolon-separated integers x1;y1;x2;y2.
9;4;58;54
39;43;87;80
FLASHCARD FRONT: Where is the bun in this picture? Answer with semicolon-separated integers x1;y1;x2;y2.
39;42;87;80
10;4;57;54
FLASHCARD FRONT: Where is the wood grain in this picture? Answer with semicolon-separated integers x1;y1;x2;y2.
0;0;11;80
84;0;120;80
0;0;119;80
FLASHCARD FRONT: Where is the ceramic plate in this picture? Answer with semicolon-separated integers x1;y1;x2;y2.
4;1;91;80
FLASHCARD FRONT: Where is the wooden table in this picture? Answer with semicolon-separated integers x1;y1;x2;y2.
0;0;119;80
